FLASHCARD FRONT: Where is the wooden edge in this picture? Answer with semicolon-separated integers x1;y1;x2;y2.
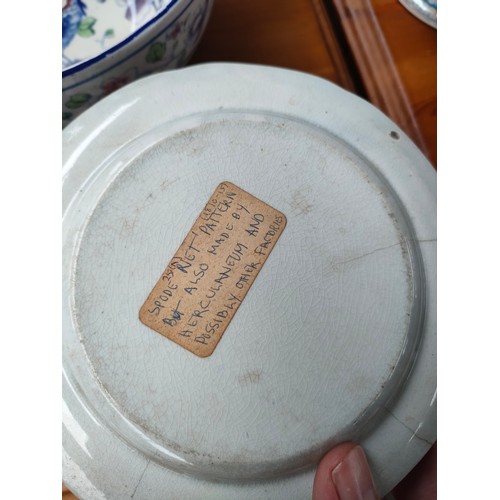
323;0;429;157
311;0;358;92
62;484;78;499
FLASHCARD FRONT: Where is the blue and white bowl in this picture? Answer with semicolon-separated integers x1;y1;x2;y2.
62;0;213;126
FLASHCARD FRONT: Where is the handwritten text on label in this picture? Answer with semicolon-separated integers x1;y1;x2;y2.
139;182;287;357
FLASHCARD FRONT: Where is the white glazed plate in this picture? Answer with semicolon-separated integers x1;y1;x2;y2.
63;63;436;499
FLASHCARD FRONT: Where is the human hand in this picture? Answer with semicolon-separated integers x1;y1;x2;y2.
312;442;436;500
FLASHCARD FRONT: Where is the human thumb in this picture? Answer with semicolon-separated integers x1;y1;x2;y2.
312;442;378;500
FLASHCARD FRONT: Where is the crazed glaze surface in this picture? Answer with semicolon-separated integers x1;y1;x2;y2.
62;64;436;499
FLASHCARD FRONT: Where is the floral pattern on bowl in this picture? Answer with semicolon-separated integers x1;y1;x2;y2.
62;0;213;126
62;0;174;70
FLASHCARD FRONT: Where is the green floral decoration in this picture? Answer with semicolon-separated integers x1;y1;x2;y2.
66;94;91;109
78;17;97;38
146;42;166;63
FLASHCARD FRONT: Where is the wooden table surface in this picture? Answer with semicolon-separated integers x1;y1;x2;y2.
63;1;436;497
371;0;436;165
191;0;436;166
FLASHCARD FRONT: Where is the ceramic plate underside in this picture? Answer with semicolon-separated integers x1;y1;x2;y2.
62;64;436;499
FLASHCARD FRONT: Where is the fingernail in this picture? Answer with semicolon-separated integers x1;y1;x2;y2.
331;445;378;500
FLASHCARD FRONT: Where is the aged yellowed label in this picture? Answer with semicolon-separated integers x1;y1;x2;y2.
139;182;287;357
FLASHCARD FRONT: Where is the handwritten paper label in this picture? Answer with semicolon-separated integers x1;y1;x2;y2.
139;182;287;357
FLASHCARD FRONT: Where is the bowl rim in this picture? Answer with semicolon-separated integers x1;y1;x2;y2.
62;0;182;78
